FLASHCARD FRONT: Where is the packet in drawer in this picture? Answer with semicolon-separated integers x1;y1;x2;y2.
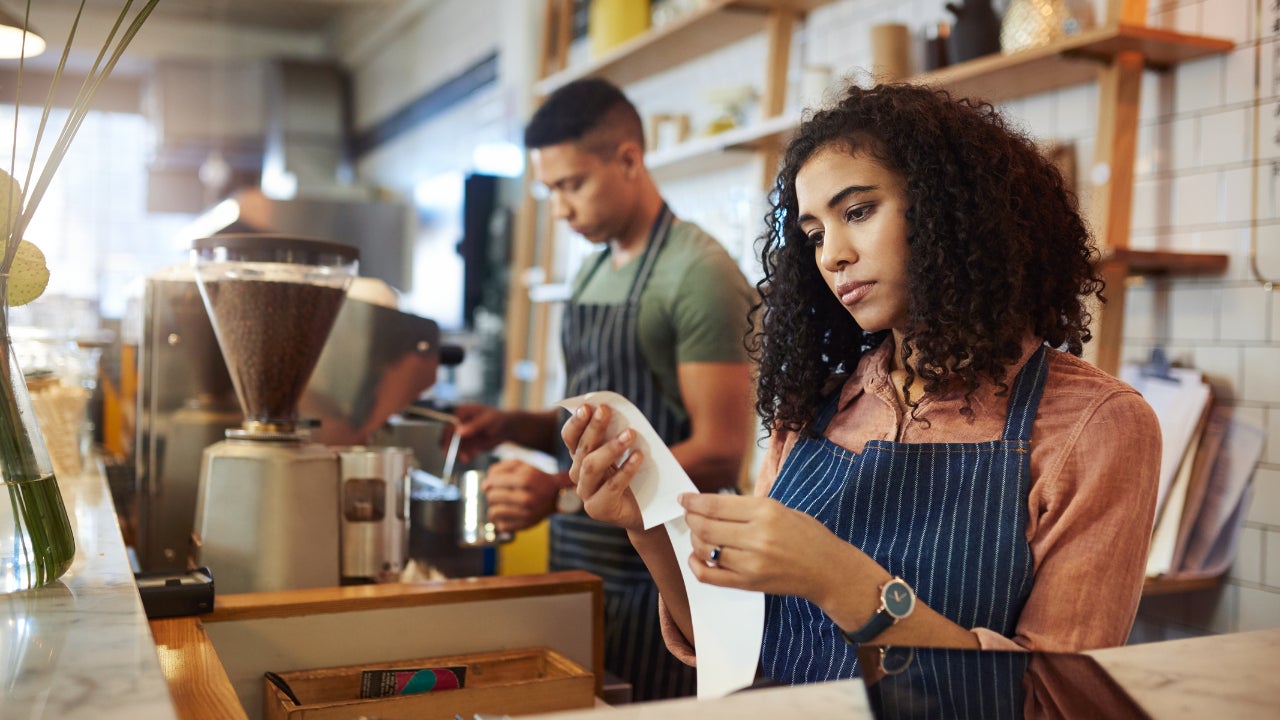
359;665;468;698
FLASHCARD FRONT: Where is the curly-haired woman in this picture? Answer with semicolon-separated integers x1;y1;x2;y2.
562;83;1161;682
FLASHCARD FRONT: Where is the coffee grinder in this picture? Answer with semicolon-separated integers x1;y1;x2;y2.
190;234;358;594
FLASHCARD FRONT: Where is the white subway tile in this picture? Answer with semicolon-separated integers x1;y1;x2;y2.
1192;343;1242;395
1164;343;1199;370
1267;408;1280;465
1256;100;1280;166
1255;218;1280;276
1135;122;1163;176
1140;70;1171;123
1174;0;1205;35
1132;177;1174;231
1266;528;1280;588
1021;95;1058;138
1122;284;1161;339
1171;115;1201;171
1220;285;1271;342
1237;584;1280;631
1222;46;1258;107
1228;526;1265;583
1169;286;1219;340
1055;84;1097;139
1243;347;1280;402
1199;108;1249;166
1174;56;1225;115
1245;466;1280;526
1221;165;1258;223
1274;287;1280;342
1172;170;1220;227
1202;0;1255;44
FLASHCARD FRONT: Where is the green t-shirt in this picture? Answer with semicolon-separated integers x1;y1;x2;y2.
571;218;755;419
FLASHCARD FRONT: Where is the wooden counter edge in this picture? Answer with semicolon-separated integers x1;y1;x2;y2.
150;616;250;720
207;570;602;621
150;571;606;716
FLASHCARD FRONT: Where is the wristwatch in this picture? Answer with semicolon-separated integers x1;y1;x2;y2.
840;576;915;645
556;486;584;514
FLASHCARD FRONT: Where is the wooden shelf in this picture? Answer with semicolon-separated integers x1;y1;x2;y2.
648;112;800;178
1103;248;1230;275
636;24;1232;180
1142;573;1224;596
536;0;831;96
916;23;1233;104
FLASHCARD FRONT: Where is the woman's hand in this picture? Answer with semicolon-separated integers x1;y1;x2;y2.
678;492;869;607
561;404;645;532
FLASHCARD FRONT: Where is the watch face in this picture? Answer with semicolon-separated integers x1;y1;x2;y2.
882;578;915;619
879;646;914;676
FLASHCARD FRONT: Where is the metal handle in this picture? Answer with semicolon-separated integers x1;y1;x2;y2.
403;405;461;483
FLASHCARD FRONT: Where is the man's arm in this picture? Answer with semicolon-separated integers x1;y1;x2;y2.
668;361;756;493
454;404;563;461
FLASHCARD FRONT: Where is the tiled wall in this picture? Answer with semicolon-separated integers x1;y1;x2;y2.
347;0;1279;639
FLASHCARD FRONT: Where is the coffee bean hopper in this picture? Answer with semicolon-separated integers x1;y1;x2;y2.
189;234;358;593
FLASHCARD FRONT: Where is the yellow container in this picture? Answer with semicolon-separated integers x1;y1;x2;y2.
589;0;650;58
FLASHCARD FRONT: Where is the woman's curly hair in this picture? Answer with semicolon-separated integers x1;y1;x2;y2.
748;83;1103;435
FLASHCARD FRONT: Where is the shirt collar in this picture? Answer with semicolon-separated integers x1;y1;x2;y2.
839;334;1046;417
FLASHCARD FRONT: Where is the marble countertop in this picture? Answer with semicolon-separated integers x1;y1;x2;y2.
7;458;1276;720
2;462;179;719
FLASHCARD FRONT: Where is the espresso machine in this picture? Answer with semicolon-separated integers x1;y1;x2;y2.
190;234;358;594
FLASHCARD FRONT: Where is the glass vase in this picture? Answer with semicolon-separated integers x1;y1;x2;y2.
0;275;75;593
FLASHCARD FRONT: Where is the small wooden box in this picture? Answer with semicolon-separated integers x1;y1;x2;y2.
263;647;594;720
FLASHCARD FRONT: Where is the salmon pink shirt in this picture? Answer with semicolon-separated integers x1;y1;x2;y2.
661;337;1161;662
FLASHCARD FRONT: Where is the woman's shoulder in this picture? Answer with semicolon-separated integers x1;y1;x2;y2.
1043;347;1147;403
1038;347;1161;449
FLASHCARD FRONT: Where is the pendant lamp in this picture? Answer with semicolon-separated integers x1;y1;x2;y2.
0;6;46;59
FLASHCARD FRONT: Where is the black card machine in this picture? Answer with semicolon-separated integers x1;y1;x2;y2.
135;566;215;619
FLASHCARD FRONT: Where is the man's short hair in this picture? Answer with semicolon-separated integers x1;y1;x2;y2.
524;78;645;156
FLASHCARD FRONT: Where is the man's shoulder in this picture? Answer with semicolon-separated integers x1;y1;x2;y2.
661;218;744;275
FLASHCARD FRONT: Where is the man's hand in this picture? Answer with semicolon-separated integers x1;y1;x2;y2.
453;403;509;464
480;459;567;533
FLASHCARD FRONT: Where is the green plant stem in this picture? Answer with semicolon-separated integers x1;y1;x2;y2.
0;304;70;587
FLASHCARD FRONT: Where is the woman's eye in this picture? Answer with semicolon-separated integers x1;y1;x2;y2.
805;230;825;246
846;204;874;222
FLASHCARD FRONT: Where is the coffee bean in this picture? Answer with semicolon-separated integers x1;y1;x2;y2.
202;279;346;426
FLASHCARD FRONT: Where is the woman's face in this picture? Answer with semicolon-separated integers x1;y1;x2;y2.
795;145;911;335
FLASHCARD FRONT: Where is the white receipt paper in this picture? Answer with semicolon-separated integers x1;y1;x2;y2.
557;391;765;699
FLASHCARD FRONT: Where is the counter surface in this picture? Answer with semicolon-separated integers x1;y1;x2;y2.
2;463;179;719
4;461;1277;720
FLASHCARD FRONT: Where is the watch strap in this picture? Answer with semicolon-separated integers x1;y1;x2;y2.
839;576;914;645
840;608;895;645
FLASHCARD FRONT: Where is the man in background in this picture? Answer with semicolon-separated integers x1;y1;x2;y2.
453;78;756;700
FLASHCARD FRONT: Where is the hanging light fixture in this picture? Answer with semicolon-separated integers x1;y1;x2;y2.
0;5;46;59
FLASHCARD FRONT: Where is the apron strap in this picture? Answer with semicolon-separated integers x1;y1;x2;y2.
568;202;675;304
626;203;674;304
1001;345;1049;442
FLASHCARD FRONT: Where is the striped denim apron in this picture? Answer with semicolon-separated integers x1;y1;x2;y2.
760;346;1046;684
551;203;697;700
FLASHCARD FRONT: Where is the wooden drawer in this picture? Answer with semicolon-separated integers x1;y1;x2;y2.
263;646;593;720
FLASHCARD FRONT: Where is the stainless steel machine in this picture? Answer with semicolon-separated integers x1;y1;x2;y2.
134;234;448;590
190;234;358;593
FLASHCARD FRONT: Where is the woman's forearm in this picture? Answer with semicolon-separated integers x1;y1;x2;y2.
628;525;695;645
